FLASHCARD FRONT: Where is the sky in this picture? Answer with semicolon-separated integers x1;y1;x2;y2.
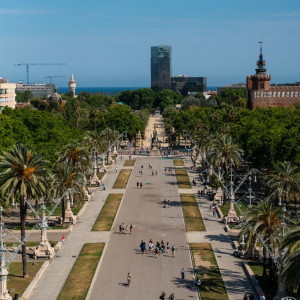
1;0;300;87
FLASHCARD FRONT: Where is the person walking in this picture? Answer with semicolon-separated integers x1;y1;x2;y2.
168;293;174;300
127;272;131;287
181;267;185;279
62;235;65;244
167;200;170;207
137;181;139;188
130;224;133;234
172;245;175;257
243;294;248;300
159;291;166;300
115;166;118;172
140;182;143;188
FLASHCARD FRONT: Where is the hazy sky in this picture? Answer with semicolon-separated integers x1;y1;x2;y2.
1;0;300;87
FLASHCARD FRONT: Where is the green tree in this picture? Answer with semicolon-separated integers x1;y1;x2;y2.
241;200;282;278
280;227;300;294
0;144;50;277
265;161;300;207
52;161;83;224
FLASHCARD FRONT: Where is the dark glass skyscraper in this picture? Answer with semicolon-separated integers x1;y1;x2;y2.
151;45;171;91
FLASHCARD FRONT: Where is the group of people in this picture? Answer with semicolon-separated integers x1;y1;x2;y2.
119;223;133;234
136;181;143;188
164;167;173;174
140;239;175;257
159;291;174;299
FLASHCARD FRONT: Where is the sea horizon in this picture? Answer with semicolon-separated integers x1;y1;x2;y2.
58;86;218;94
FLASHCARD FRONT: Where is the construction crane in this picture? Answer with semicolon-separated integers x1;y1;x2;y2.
14;63;66;84
44;75;66;84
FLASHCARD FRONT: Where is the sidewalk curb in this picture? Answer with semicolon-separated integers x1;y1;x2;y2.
243;262;262;300
21;261;50;300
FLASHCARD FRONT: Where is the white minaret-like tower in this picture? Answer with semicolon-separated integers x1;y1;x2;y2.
68;74;77;98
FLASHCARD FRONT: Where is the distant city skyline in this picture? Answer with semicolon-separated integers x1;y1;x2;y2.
1;0;300;87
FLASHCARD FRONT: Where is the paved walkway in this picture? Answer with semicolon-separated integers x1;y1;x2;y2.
29;159;125;300
180;155;254;300
88;157;198;300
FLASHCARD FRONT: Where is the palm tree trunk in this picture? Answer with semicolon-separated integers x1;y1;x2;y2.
20;195;28;278
62;198;65;227
263;247;267;277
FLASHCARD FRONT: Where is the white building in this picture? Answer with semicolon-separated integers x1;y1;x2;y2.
0;77;16;109
17;82;56;98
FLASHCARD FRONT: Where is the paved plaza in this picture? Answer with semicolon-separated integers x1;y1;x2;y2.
26;114;254;300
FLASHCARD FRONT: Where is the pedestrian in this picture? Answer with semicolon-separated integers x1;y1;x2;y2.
155;246;159;258
155;170;158;175
181;267;185;279
127;272;131;287
137;181;139;188
243;294;248;300
166;242;170;253
159;291;166;300
148;240;153;253
259;293;265;300
62;235;65;244
168;293;174;300
140;182;143;188
119;224;122;233
102;183;105;190
172;245;175;257
163;199;167;208
130;224;133;234
152;171;154;176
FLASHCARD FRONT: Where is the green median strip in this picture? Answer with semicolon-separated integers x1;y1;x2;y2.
173;159;184;166
175;169;192;188
180;194;206;231
124;159;135;166
58;243;105;300
113;169;132;189
8;262;44;296
92;193;123;231
191;243;229;300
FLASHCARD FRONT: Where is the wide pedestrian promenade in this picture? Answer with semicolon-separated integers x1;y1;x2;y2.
88;157;198;300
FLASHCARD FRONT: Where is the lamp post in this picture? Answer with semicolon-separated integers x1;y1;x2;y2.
248;176;252;208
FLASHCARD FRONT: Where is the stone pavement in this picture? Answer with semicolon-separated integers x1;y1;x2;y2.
29;158;125;300
180;155;254;300
88;157;198;300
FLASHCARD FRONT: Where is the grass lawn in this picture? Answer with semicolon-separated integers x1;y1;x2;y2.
92;194;123;231
180;194;206;231
173;159;184;166
29;201;85;218
14;224;69;230
175;169;192;188
113;169;132;189
8;262;43;296
124;159;135;166
5;241;58;247
219;200;248;217
191;243;229;300
58;243;105;300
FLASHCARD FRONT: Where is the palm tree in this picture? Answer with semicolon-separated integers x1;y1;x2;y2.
265;161;300;207
241;200;282;278
90;108;100;131
52;162;83;224
0;144;50;277
280;226;300;294
208;134;244;203
209;134;244;174
58;141;91;175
